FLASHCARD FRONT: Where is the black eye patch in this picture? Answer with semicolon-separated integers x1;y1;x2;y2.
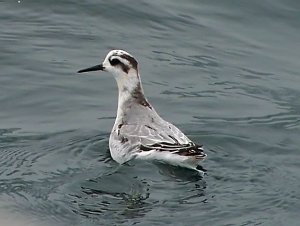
109;58;121;66
109;56;130;74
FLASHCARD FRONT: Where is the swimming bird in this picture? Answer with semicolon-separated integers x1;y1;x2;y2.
78;50;207;172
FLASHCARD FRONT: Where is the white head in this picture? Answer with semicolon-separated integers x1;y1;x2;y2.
78;49;151;109
78;49;139;82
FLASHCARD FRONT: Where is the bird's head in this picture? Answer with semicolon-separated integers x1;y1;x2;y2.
78;49;138;78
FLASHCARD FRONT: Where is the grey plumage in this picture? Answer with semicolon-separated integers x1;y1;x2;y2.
78;49;207;172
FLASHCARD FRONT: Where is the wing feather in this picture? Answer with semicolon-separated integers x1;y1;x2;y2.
118;121;205;158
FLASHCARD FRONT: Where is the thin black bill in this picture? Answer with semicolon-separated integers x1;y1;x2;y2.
77;64;104;73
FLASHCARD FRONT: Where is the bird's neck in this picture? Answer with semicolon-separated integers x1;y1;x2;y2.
115;74;151;120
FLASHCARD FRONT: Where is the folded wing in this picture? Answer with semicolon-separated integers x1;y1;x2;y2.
119;121;205;158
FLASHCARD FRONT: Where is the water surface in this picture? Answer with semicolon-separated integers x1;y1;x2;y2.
1;0;300;225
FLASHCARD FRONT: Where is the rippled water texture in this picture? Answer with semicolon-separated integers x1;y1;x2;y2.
1;0;300;225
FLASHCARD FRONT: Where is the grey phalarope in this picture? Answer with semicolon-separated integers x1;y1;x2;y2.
78;50;207;172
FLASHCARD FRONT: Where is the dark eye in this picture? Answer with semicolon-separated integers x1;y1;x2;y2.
110;58;121;66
